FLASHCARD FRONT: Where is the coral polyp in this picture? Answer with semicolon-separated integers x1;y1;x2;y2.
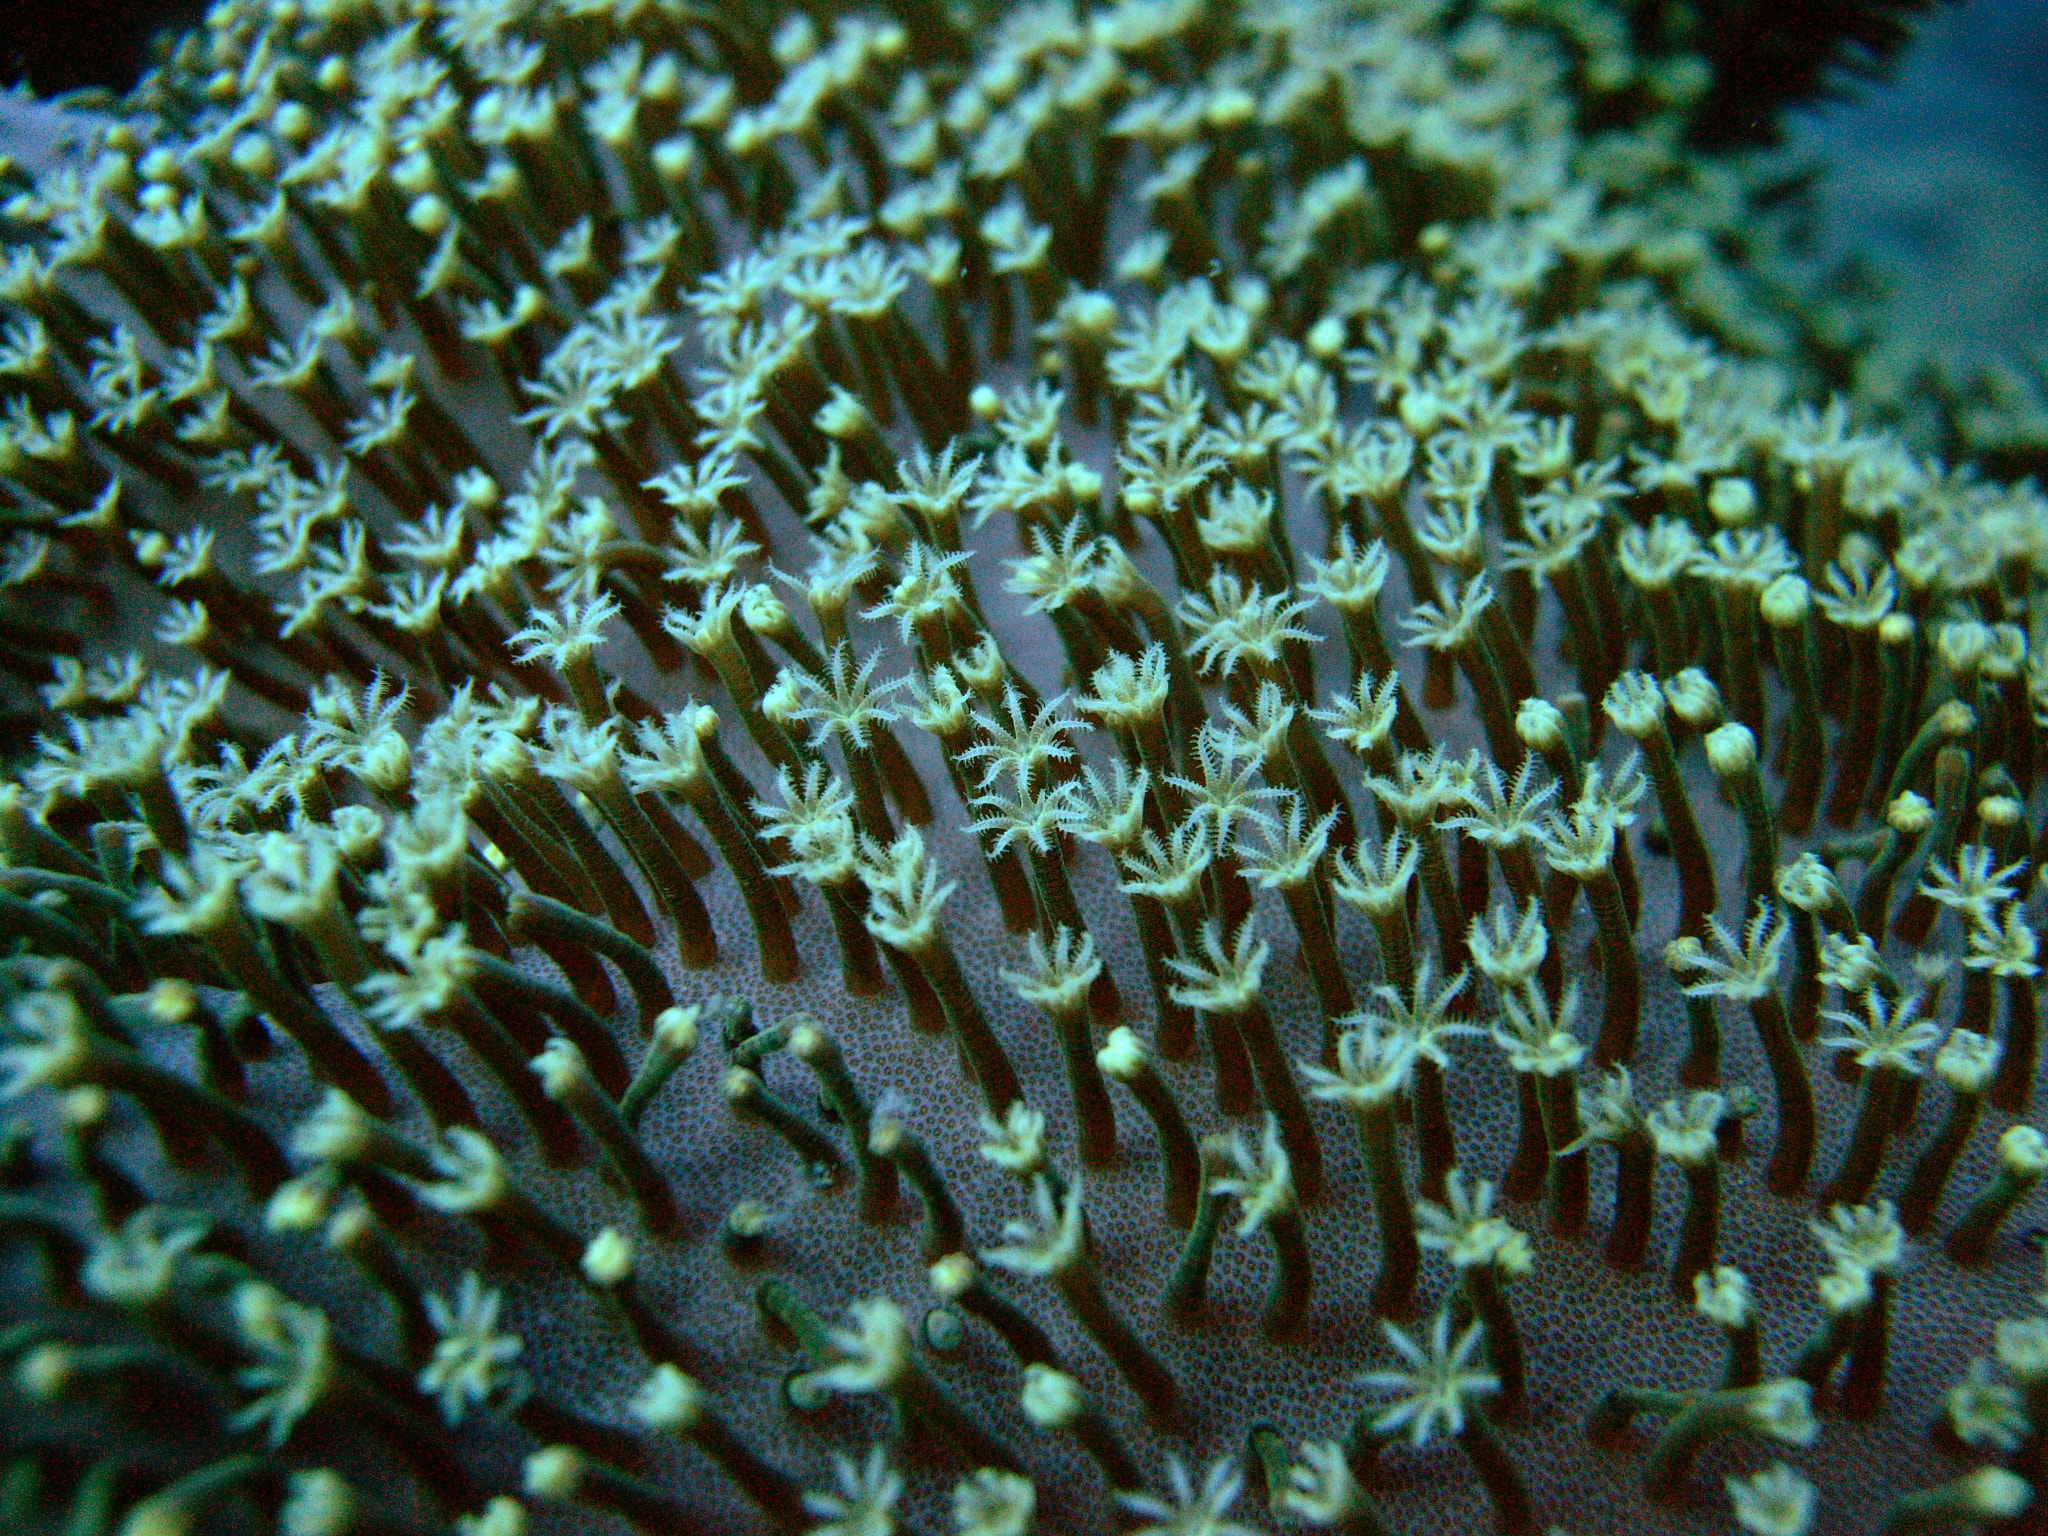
0;2;2043;1534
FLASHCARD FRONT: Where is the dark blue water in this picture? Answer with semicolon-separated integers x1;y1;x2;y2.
1789;0;2048;355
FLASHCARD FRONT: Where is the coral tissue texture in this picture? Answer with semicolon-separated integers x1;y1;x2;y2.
3;2;2048;1536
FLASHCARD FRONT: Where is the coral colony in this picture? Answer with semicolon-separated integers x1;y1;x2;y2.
3;0;2048;1533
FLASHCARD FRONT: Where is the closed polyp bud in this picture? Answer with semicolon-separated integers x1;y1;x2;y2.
1995;1318;2048;1382
631;1363;706;1431
231;134;276;178
459;1498;527;1536
1934;1030;2000;1092
1887;792;1933;834
1980;795;2023;830
1665;669;1724;726
1603;672;1666;738
582;1227;635;1287
267;1172;335;1233
1938;621;1990;678
408;195;451;235
1775;853;1839;913
281;1469;355;1536
929;1253;976;1300
652;138;694;181
1740;1381;1819;1446
1096;1026;1147;1081
16;1343;74;1401
816;388;874;441
1708;478;1757;525
1516;698;1565;752
1935;701;1976;737
533;1037;589;1099
1759;574;1810;628
1705;723;1757;778
1956;1468;2032;1518
1020;1363;1085;1428
523;1447;584;1502
1724;1463;1814;1536
1693;1266;1751;1328
1818;1264;1871;1318
1984;624;2027;678
652;1006;701;1056
146;978;198;1024
1997;1125;2048;1176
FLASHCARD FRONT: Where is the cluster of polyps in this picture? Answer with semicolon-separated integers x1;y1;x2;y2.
1;1;2047;1533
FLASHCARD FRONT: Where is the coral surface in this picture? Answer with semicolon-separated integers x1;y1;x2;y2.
1;3;2045;1536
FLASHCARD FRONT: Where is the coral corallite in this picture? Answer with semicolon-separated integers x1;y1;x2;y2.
3;2;2048;1534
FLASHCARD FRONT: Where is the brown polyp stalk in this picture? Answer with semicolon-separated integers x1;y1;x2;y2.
1722;760;1779;917
1671;978;1720;1089
1820;1062;1905;1210
1890;746;1971;946
1765;593;1826;832
668;763;794;979
1580;870;1641;1067
80;1034;290;1197
1333;612;1434;760
507;766;657;948
538;1041;679;1234
1020;843;1122;1023
1502;1072;1549;1204
1259;1204;1313;1341
1745;988;1815;1197
1535;1070;1589;1238
903;927;1024;1113
1411;826;1473;992
1989;971;2039;1115
1603;1127;1654;1270
1462;1263;1526;1421
1409;1056;1459;1207
1863;616;1920;815
430;987;581;1167
1051;1240;1179;1429
1357;1102;1419;1319
581;768;724;970
789;1022;896;1227
1164;1137;1233;1328
1368;493;1454;711
636;1367;806;1531
935;1257;1063;1371
722;1067;846;1187
1130;888;1201;1060
872;1118;961;1263
505;891;673;1025
1896;1079;1984;1235
1457;1410;1536;1536
465;951;629;1095
1545;562;1612;720
198;900;395;1119
1945;1144;2045;1267
1823;623;1886;827
1837;1272;1894;1421
1854;817;1925;938
1783;904;1823;1042
1042;991;1119;1170
587;1243;698;1370
1635;721;1716;940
